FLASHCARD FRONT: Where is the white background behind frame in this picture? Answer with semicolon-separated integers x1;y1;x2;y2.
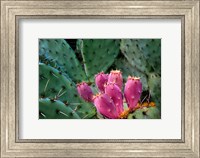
19;19;181;139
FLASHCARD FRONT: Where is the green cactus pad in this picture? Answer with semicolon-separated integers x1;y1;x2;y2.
146;107;160;119
39;39;86;82
127;109;145;119
120;39;150;74
39;63;96;119
113;57;148;91
127;107;160;119
120;39;161;74
148;73;161;109
39;98;81;119
78;39;120;80
76;39;82;54
39;62;76;101
136;39;161;74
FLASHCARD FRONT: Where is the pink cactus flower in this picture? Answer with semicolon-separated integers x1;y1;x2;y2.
77;82;94;102
95;72;108;92
93;93;119;119
105;82;124;115
108;70;123;89
124;76;142;111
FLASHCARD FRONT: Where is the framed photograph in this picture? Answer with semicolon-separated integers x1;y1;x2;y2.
1;0;199;157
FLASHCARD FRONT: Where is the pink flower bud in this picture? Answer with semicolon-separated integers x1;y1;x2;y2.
77;82;93;102
93;93;119;119
95;72;108;92
124;76;142;111
105;83;124;115
108;70;123;89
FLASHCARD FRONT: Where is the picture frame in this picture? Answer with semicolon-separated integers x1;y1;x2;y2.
1;0;199;157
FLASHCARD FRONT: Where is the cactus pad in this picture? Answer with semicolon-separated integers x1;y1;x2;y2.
39;63;96;119
78;39;120;80
120;39;161;75
127;107;160;119
39;39;86;82
39;98;81;119
120;39;150;74
148;73;161;109
136;39;161;74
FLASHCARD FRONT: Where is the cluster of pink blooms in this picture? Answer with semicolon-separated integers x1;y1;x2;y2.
77;70;142;119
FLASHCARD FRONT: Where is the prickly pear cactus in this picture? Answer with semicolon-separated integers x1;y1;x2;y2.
39;63;96;119
39;38;161;119
39;98;81;119
77;39;120;80
39;39;87;82
113;58;148;91
39;62;75;101
120;39;161;75
120;39;150;74
120;39;161;110
127;107;160;119
148;73;161;110
136;39;161;74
